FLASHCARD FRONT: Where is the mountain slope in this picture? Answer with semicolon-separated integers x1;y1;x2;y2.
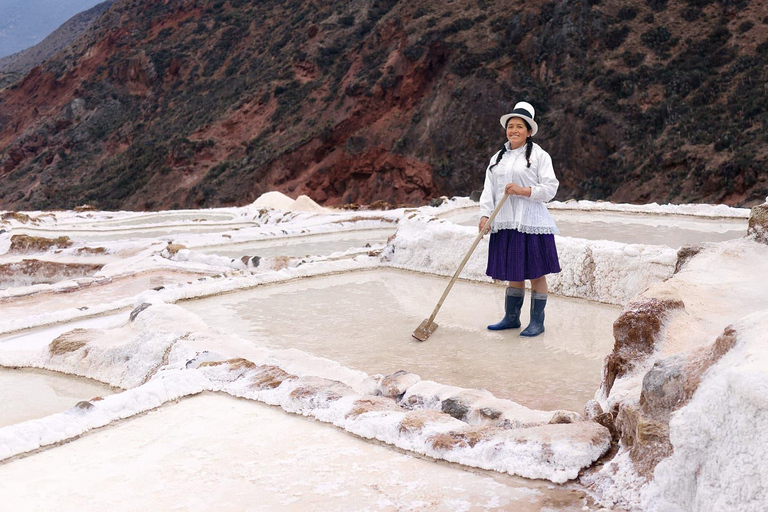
0;0;766;211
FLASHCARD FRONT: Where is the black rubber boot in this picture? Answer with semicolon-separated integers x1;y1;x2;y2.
487;287;524;331
520;291;547;337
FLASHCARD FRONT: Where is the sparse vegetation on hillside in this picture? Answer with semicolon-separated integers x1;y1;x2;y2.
0;0;767;210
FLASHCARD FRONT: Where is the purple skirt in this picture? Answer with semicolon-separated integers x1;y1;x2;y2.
486;228;561;282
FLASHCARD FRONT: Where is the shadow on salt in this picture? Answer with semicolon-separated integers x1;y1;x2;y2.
180;269;619;413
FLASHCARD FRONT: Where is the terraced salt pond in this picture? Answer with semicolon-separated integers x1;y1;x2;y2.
0;393;593;511
10;223;256;243
181;269;619;412
0;367;116;428
0;270;208;325
441;207;747;247
191;228;395;259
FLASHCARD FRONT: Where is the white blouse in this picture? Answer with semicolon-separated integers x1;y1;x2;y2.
478;142;559;235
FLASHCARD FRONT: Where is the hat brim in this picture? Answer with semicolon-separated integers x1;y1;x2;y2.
500;114;538;137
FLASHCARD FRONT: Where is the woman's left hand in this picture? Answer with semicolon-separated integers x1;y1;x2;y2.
505;182;531;197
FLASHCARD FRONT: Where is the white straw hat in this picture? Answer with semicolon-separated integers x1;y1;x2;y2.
499;101;538;137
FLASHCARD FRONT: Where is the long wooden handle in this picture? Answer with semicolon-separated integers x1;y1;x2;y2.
423;192;510;327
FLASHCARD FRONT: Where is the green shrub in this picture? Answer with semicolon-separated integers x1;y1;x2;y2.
604;26;629;50
618;6;638;21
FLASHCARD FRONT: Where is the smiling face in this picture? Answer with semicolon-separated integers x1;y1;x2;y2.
506;117;532;150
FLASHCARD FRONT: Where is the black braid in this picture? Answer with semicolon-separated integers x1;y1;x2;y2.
488;142;507;171
525;137;533;168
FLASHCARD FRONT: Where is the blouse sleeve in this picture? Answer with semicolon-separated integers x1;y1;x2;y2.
478;155;498;218
529;149;559;203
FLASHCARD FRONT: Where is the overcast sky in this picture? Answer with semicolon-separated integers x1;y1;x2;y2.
0;0;105;58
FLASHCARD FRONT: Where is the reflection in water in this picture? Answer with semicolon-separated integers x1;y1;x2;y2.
0;367;116;428
182;270;619;412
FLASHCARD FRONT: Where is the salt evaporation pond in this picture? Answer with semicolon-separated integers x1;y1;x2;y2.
64;211;237;227
0;367;116;428
181;269;619;412
11;222;254;243
441;207;746;247
192;228;395;259
0;270;206;325
0;393;593;511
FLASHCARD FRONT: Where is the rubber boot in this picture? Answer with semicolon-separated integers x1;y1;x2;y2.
487;287;524;330
520;291;547;337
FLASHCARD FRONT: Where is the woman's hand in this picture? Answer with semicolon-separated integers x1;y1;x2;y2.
504;182;532;197
479;216;489;234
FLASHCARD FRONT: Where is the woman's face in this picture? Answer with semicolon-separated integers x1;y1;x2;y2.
506;117;531;149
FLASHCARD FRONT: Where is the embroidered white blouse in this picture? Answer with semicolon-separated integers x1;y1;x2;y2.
478;141;559;235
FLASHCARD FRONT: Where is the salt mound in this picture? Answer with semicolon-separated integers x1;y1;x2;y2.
292;195;327;213
252;191;295;211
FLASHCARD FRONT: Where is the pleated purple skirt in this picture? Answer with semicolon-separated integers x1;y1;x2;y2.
486;228;561;282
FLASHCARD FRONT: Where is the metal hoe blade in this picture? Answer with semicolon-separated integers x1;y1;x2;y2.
412;319;438;342
410;192;510;342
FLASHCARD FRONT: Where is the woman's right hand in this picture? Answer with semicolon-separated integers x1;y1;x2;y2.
479;216;489;234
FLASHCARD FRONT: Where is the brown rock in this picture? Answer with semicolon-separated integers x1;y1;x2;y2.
549;411;583;424
429;425;498;451
250;365;296;390
615;401;640;448
748;203;768;244
613;325;741;479
0;259;102;286
346;396;403;418
165;243;187;255
593;412;619;442
601;298;685;397
398;409;452;435
49;329;90;355
378;370;420;398
674;245;704;274
9;234;72;253
1;212;31;223
584;399;604;420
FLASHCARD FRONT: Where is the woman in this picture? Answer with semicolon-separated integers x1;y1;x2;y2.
478;101;560;337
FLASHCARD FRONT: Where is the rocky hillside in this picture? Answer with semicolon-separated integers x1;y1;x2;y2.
0;0;766;211
0;1;115;75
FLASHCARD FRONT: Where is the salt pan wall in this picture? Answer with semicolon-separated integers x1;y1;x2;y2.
386;215;678;305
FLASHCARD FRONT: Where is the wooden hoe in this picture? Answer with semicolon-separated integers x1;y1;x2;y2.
412;193;510;341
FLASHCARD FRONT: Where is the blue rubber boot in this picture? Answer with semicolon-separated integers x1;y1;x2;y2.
487;287;524;331
520;291;547;337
